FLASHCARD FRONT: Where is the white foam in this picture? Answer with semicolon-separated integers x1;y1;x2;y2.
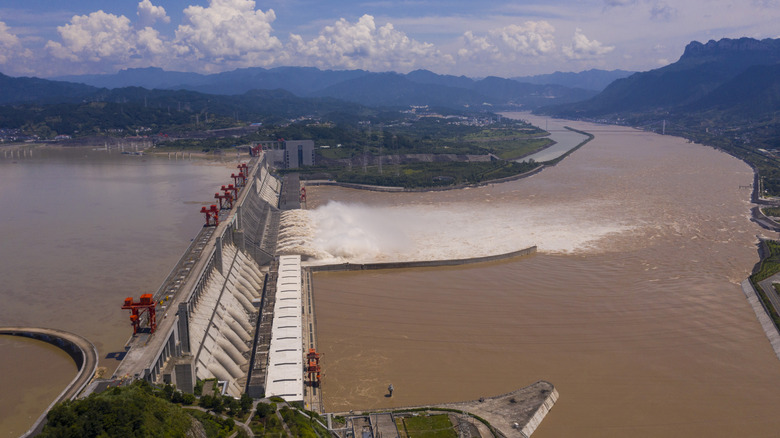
278;200;635;264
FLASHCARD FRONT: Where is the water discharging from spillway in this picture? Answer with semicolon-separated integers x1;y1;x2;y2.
299;114;780;438
277;199;636;263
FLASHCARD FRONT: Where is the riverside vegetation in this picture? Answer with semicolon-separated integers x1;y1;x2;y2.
158;116;551;188
38;380;336;438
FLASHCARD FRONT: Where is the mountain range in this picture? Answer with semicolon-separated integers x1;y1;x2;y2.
48;67;597;109
540;37;780;120
511;69;634;91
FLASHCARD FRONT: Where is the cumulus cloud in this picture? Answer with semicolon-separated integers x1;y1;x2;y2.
458;21;556;62
44;0;284;72
0;21;32;64
288;14;442;71
562;28;614;59
173;0;282;64
137;0;170;27
45;11;140;62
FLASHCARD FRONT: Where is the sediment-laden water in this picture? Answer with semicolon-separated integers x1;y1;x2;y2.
296;114;780;437
0;146;239;437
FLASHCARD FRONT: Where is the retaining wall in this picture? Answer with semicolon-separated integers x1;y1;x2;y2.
309;246;536;273
0;327;98;437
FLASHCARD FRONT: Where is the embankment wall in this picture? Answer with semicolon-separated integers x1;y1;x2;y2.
308;246;536;273
0;327;98;437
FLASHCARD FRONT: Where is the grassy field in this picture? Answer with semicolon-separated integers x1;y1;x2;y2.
396;414;457;438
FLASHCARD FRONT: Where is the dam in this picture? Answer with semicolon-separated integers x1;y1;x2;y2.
104;154;317;403
68;148;549;433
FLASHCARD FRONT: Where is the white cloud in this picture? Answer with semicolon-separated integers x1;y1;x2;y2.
173;0;282;64
458;21;556;62
288;14;443;71
0;21;32;65
562;28;614;59
137;0;170;27
45;11;138;63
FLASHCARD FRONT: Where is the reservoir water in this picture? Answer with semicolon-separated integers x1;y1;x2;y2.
0;146;238;437
297;114;780;437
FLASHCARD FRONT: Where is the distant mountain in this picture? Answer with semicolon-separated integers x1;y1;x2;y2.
310;70;596;108
54;66;371;96
0;72;99;104
470;76;596;107
512;69;634;91
683;63;780;117
309;72;486;107
55;67;207;90
405;69;476;89
51;66;595;110
543;37;780;118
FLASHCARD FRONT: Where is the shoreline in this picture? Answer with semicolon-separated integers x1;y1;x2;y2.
303;126;594;193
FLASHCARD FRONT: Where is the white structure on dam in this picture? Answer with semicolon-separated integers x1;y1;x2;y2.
264;255;304;401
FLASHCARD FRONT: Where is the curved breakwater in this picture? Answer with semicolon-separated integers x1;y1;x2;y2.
0;327;98;437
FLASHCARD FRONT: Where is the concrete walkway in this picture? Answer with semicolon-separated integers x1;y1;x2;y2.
0;326;98;437
741;280;780;362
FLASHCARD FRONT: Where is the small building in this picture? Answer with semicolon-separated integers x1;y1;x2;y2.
284;140;315;169
256;139;315;169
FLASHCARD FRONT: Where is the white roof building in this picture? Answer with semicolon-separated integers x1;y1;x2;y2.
265;255;304;401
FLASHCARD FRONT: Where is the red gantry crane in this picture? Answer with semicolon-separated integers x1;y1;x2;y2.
200;204;220;226
122;294;157;335
306;348;321;387
221;184;238;201
231;171;246;187
214;191;232;210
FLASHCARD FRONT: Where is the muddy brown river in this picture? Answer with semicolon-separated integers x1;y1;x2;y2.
303;114;780;437
0;147;238;437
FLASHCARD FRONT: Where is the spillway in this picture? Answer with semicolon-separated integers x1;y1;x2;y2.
110;155;288;399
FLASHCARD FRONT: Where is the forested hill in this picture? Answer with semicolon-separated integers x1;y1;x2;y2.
0;85;371;138
0;72;99;105
540;37;780;118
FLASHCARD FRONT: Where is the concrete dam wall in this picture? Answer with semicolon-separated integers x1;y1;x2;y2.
111;155;284;397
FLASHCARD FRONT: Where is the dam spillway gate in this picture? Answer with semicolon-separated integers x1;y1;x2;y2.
109;155;312;403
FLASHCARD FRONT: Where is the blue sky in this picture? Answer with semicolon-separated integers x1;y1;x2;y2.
0;0;777;78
